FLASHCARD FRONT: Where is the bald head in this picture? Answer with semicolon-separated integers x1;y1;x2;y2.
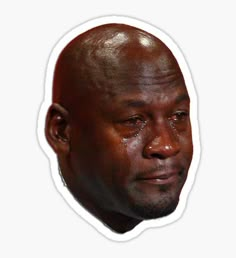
53;24;182;110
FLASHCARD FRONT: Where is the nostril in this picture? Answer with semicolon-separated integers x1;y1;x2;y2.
150;153;168;160
143;139;180;159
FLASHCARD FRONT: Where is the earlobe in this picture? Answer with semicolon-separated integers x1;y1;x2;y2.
45;103;70;154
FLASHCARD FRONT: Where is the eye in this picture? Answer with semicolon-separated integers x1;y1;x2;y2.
170;111;189;122
122;116;145;128
169;111;189;132
115;115;146;138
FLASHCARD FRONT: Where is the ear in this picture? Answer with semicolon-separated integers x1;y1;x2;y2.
45;103;70;155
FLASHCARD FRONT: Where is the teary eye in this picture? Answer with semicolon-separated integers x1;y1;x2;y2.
123;116;145;127
168;110;189;132
170;111;189;122
115;115;147;138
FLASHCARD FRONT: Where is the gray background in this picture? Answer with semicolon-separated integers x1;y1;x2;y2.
1;0;235;256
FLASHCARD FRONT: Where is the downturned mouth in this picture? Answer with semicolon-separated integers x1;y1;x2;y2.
137;169;183;185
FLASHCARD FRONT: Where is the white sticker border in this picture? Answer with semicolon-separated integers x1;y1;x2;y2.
37;15;201;242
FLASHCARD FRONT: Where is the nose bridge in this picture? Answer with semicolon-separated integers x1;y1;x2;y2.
144;118;180;159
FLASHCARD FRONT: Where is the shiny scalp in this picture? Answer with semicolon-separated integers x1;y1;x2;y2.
52;24;178;109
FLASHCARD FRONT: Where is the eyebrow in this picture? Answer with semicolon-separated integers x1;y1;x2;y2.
175;94;190;104
122;99;148;108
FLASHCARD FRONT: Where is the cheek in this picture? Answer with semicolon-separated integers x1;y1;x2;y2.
125;136;144;155
123;135;146;172
71;124;131;172
179;130;193;165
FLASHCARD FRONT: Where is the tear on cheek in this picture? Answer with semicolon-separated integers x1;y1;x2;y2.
124;136;145;155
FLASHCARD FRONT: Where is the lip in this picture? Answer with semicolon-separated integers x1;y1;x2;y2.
137;169;181;185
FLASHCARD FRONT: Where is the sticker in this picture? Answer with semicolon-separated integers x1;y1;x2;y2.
37;15;200;241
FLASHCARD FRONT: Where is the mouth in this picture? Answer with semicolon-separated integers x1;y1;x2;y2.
136;169;183;185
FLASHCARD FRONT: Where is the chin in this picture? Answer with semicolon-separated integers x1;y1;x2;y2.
129;194;180;220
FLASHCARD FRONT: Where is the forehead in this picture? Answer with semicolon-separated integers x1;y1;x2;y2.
100;77;189;110
83;50;182;100
91;51;185;104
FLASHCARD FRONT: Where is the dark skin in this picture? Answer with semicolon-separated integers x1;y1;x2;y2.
46;24;193;233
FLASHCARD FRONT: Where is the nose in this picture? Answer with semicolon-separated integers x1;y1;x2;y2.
143;124;180;159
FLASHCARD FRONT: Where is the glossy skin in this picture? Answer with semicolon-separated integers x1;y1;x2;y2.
46;24;193;233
